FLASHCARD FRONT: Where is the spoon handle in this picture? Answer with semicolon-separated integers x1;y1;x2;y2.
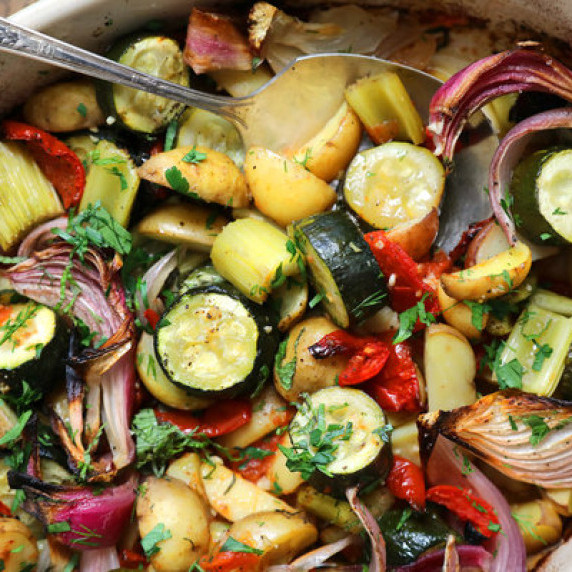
0;17;242;120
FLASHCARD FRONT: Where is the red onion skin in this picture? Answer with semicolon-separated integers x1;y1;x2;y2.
488;107;572;245
393;544;492;572
346;486;386;572
426;439;525;572
428;49;572;161
79;547;120;572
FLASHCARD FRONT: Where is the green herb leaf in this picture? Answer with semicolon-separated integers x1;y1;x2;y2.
76;103;87;117
165;165;190;194
496;358;524;389
141;523;172;558
220;537;263;555
0;410;32;447
532;343;553;372
164;120;178;152
47;521;71;534
464;300;488;331
182;145;207;164
393;293;436;343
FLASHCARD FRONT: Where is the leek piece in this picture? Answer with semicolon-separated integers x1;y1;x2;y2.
210;218;302;303
345;72;425;145
79;139;139;227
530;289;572;317
0;142;63;252
496;304;572;396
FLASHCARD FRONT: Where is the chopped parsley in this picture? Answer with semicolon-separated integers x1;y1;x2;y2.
353;289;387;322
182;145;207;164
76;103;87;117
220;537;263;555
274;329;305;391
164;119;178;152
0;303;39;349
393;293;436;343
141;523;172;558
165;165;190;193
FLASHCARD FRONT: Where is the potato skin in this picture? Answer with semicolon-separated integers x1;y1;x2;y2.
227;511;318;569
245;147;336;227
137;476;210;572
23;80;104;132
0;518;38;572
274;316;349;402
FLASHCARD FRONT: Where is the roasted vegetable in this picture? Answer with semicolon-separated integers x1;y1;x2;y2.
155;284;278;398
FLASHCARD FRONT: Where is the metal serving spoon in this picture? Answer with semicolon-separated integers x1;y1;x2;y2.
0;17;495;251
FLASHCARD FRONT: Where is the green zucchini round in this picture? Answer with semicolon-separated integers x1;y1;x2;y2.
154;284;278;398
0;302;68;394
288;387;392;493
289;210;387;328
96;33;189;134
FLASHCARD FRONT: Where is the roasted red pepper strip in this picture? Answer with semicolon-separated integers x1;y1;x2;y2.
143;308;160;330
339;341;390;386
366;333;422;412
364;231;439;325
154;399;252;438
0;500;11;517
386;455;426;511
426;485;500;538
309;330;392;386
2;120;85;209
230;432;282;482
199;552;260;572
118;549;147;569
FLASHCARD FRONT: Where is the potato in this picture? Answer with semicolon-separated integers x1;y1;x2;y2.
137;476;210;572
167;452;207;499
226;511;318;569
511;499;562;554
265;433;305;495
292;102;362;182
136;202;228;251
244;147;337;227
542;488;572;517
437;282;489;340
391;420;421;466
465;219;510;267
272;278;308;333
217;385;291;449
385;208;439;261
22;79;104;132
273;316;349;402
0;518;38;571
200;460;295;521
137;145;249;208
136;333;212;411
424;324;477;412
440;240;532;301
210;66;273;98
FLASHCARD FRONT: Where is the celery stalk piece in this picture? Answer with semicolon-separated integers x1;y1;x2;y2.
530;289;572;318
496;304;572;396
210;218;302;303
345;72;425;145
79;139;139;227
0;142;63;252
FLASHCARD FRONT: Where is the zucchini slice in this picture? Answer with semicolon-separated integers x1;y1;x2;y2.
287;387;391;492
155;284;278;398
0;302;68;393
343;142;445;230
97;34;189;134
289;211;387;328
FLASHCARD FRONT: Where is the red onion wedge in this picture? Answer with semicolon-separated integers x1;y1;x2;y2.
442;535;460;572
488;107;572;245
419;390;572;489
79;547;120;572
428;47;572;162
9;472;136;551
423;437;525;572
2;243;135;470
393;544;492;571
184;8;254;74
346;486;386;572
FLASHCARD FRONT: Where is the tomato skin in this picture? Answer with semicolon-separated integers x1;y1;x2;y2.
230;432;282;483
118;549;147;569
2;120;85;209
199;552;260;572
386;455;426;511
426;484;500;538
154;399;252;438
143;309;160;330
339;341;390;386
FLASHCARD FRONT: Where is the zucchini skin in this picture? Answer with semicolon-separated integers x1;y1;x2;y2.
290;210;387;327
0;313;68;395
155;283;279;399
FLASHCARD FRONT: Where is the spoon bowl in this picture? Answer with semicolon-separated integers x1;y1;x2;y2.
0;17;496;251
